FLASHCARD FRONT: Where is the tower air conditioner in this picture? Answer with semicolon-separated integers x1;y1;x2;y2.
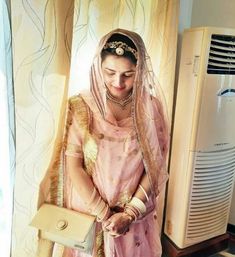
164;27;235;248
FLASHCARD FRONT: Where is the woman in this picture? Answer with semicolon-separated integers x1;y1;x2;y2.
38;28;169;257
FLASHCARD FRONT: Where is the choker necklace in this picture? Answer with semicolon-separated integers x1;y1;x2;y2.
106;90;132;109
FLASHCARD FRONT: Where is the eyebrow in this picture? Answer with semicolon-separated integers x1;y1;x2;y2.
105;68;136;73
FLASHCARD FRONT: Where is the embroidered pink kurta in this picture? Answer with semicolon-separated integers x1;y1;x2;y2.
63;96;163;257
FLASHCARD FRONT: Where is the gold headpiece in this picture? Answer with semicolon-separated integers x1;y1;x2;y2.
103;41;138;60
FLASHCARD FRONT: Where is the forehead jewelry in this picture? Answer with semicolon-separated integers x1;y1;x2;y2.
106;90;132;109
103;41;138;60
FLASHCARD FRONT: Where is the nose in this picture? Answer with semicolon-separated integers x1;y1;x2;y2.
113;74;123;88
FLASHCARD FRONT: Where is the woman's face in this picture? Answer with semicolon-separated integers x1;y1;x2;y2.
101;55;136;100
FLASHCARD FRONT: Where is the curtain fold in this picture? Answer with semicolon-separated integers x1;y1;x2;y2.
10;1;74;256
0;0;15;256
9;0;179;256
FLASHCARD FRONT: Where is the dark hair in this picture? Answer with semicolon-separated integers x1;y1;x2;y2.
101;33;137;64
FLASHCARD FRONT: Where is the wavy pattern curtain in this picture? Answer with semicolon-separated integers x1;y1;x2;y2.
10;1;179;256
0;0;15;256
10;1;74;256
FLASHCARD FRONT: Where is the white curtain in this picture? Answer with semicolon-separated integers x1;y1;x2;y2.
0;0;15;256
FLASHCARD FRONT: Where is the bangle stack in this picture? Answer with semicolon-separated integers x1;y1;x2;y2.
97;204;110;222
86;187;110;222
124;196;147;221
124;205;138;221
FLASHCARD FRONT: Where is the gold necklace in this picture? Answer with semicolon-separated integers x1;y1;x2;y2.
106;90;132;109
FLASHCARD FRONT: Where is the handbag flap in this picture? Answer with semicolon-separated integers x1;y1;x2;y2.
30;204;96;242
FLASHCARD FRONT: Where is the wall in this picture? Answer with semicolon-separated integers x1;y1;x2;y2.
175;0;193;101
191;0;235;29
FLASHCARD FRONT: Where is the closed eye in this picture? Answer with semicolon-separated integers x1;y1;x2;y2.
124;72;135;77
104;69;115;76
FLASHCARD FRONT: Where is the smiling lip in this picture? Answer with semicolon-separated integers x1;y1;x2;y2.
113;86;125;91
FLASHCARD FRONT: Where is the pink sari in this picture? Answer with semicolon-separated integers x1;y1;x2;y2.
62;92;163;257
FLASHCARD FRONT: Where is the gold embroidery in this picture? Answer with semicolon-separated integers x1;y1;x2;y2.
95;228;105;257
111;191;132;208
97;133;104;139
92;131;137;142
66;143;82;154
118;191;132;205
69;95;98;176
128;148;139;157
83;135;98;175
69;95;89;129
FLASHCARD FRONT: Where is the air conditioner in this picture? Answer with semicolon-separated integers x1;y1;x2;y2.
164;27;235;248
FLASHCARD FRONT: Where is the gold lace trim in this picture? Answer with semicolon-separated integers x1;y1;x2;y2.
92;131;137;142
69;95;98;176
66;143;83;155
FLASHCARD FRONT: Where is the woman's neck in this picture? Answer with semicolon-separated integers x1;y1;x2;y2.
106;90;132;109
107;99;132;122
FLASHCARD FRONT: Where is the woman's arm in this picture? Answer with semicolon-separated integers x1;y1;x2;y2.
66;156;96;203
66;155;110;221
102;171;151;237
132;172;151;202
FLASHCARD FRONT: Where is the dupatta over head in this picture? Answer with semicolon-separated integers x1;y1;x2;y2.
89;28;169;196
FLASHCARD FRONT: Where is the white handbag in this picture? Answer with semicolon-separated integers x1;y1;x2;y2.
30;203;96;254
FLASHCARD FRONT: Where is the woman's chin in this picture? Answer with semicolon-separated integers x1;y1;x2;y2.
109;88;132;100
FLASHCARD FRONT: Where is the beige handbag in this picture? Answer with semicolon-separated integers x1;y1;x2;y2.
30;203;96;254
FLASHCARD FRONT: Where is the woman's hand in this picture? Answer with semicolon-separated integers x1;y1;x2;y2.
102;212;133;237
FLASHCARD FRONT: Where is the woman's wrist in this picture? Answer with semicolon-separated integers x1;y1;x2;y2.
138;184;149;202
123;208;136;223
85;187;111;222
128;196;147;215
97;204;111;222
124;196;147;221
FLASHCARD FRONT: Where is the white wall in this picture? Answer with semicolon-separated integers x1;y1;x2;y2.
174;0;193;114
191;0;235;29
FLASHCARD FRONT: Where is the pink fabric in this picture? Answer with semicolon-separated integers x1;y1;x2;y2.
63;93;163;257
89;28;169;195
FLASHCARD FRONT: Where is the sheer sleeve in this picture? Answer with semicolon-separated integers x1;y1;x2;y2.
65;97;87;159
152;97;170;192
153;97;169;161
65;110;84;159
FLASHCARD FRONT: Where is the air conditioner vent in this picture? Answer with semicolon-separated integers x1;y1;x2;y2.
186;147;235;239
207;34;235;74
